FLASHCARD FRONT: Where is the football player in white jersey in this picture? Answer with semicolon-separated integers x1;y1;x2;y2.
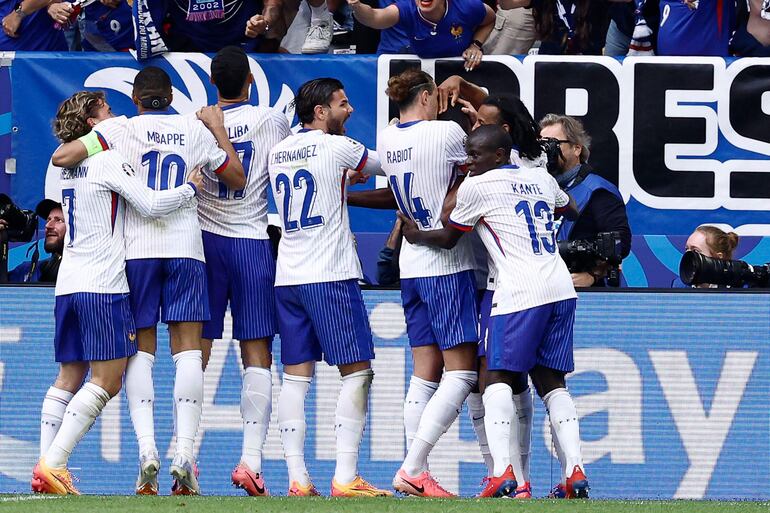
200;46;291;496
51;67;245;496
267;78;390;498
440;93;547;497
32;91;203;495
400;124;589;499
348;69;478;497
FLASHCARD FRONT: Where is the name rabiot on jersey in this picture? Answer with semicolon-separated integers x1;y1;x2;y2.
56;151;196;297
449;164;577;314
95;113;229;261
268;128;368;286
377;119;474;279
196;103;290;239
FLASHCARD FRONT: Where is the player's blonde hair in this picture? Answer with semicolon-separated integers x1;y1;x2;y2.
53;91;106;143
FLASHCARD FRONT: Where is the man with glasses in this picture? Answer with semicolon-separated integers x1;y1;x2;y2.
538;114;631;289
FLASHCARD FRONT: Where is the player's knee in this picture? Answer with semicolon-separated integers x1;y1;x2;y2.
240;339;272;369
54;363;89;393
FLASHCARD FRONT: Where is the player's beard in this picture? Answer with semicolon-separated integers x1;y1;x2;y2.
327;115;347;136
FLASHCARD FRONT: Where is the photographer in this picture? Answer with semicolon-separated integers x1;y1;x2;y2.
676;225;739;288
539;114;631;287
1;198;64;283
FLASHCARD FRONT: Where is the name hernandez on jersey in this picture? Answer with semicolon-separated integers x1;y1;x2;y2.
268;129;368;286
94;114;228;261
449;165;576;315
377;119;474;279
56;151;196;297
197;103;291;239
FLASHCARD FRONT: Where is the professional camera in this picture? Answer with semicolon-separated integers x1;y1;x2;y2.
679;250;769;288
539;137;564;176
0;194;37;243
558;231;623;287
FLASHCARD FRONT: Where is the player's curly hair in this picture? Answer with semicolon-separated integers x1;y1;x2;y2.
53;91;106;143
386;69;435;110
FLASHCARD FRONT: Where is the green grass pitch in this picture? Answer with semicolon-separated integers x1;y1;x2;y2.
1;496;769;513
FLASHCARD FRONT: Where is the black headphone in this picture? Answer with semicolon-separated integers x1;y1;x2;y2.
140;96;170;110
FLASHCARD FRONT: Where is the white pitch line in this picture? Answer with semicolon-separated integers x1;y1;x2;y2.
0;495;62;502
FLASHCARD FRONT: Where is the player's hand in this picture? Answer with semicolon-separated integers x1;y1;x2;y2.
245;14;270;37
437;75;464;114
397;211;419;243
571;272;596;288
187;166;205;191
2;9;24;37
462;45;483;72
346;168;370;185
347;0;362;10
47;2;74;25
196;105;225;131
0;219;7;231
456;98;478;126
100;0;122;8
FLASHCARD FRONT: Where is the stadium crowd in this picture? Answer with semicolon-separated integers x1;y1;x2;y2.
2;0;770;58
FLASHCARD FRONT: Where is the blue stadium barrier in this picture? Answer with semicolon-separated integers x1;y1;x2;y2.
0;286;767;499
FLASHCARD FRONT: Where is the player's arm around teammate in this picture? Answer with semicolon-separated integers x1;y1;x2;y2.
195;105;246;190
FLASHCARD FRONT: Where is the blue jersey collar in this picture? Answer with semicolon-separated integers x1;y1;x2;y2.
221;102;249;111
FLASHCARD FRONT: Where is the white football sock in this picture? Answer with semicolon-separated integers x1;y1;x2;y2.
513;388;533;483
241;366;272;474
45;382;110;469
544;387;583;478
403;376;438;451
402;370;476;476
466;392;493;477
278;374;312;486
309;1;329;22
125;351;157;457
173;350;203;462
40;386;74;457
550;421;567;485
483;382;515;478
334;369;373;484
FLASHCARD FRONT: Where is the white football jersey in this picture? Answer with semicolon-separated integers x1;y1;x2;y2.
449;164;576;314
268;128;367;286
95;114;228;261
377;120;474;279
483;153;549;293
56;151;196;296
197;103;291;239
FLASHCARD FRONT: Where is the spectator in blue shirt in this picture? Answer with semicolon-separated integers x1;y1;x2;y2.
80;0;134;51
1;0;67;50
348;0;495;70
133;0;284;59
657;0;736;56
